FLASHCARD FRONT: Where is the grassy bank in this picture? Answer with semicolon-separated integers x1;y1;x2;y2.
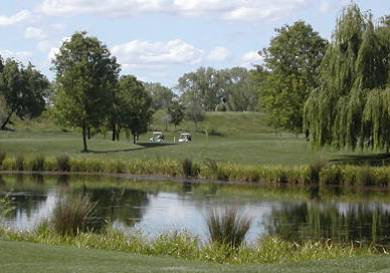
0;227;380;265
3;153;390;187
1;240;390;273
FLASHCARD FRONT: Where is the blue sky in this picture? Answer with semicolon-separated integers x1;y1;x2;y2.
0;0;388;87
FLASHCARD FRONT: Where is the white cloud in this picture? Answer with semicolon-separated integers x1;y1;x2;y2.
25;27;47;40
111;39;204;68
40;0;307;22
41;0;164;16
241;51;263;68
207;46;231;62
0;49;32;63
0;10;32;27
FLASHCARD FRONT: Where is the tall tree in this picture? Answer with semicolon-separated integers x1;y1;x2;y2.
52;32;120;151
304;4;390;150
144;82;175;111
260;21;328;133
0;59;49;130
168;100;185;128
117;75;153;144
178;67;224;111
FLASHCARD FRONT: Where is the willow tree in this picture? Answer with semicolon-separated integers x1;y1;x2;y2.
304;4;390;151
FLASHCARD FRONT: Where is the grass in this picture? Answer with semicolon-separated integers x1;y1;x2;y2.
0;111;334;165
1;240;390;273
207;208;251;248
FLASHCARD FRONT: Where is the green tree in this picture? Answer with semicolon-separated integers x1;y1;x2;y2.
220;67;259;111
304;4;390;150
168;100;185;128
260;21;328;133
178;67;224;111
144;82;175;111
117;75;153;144
185;98;205;128
52;32;120;151
0;59;49;130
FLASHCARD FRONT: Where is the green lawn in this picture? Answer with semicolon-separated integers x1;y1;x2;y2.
0;111;371;165
1;240;390;273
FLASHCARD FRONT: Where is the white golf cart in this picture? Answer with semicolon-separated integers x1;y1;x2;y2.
178;132;192;143
149;131;165;143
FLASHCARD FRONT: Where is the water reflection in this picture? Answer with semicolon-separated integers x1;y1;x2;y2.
2;175;390;245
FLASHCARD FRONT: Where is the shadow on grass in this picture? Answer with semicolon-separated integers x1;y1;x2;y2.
87;142;177;154
331;153;390;166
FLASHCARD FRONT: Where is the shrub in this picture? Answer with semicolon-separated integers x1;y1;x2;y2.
31;155;45;172
182;159;199;178
56;154;71;172
15;155;24;171
206;208;251;249
309;158;328;183
52;195;103;236
0;150;6;168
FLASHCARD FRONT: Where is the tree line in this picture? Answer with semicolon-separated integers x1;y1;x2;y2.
1;3;389;153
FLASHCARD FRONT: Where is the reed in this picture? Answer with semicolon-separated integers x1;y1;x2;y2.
206;208;251;248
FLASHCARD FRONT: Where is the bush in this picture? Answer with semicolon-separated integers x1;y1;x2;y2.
206;208;251;249
52;195;103;236
182;159;199;178
56;154;71;172
309;158;328;183
0;150;6;168
15;155;24;171
31;155;45;172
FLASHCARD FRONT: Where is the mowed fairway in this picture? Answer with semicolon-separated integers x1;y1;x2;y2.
1;240;390;273
0;111;353;165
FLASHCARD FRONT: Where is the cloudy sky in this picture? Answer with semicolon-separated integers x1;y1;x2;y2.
0;0;388;87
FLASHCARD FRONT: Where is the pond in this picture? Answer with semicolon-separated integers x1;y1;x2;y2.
1;174;390;245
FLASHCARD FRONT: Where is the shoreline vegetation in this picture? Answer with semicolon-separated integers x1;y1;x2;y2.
0;225;383;265
1;152;390;187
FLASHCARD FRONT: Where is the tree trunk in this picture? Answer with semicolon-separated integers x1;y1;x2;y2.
82;125;88;152
87;127;91;140
133;134;136;144
0;111;13;130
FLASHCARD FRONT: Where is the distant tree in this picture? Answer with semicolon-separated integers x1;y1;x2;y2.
0;59;49;130
168;100;185;128
185;98;205;128
52;32;120;152
220;67;259;111
144;82;175;110
178;67;224;111
117;75;153;144
260;21;328;133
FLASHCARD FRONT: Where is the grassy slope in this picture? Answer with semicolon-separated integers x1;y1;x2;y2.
1;240;390;273
0;111;352;165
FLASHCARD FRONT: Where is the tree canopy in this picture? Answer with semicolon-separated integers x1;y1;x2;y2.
52;32;120;151
259;21;328;133
304;4;390;151
0;58;49;130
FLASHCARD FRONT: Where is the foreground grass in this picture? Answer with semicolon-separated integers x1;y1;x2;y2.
1;240;390;273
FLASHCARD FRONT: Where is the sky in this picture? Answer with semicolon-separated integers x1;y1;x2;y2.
0;0;389;87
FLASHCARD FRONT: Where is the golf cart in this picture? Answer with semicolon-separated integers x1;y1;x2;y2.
178;132;192;143
149;131;165;143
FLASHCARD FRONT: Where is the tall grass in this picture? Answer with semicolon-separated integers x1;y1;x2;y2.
206;208;251;248
52;195;102;236
56;154;70;172
15;155;24;171
30;155;45;172
0;150;5;168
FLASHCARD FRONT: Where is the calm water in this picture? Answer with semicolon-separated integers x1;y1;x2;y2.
2;174;390;245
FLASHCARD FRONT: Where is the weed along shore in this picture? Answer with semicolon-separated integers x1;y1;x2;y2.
2;152;390;188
